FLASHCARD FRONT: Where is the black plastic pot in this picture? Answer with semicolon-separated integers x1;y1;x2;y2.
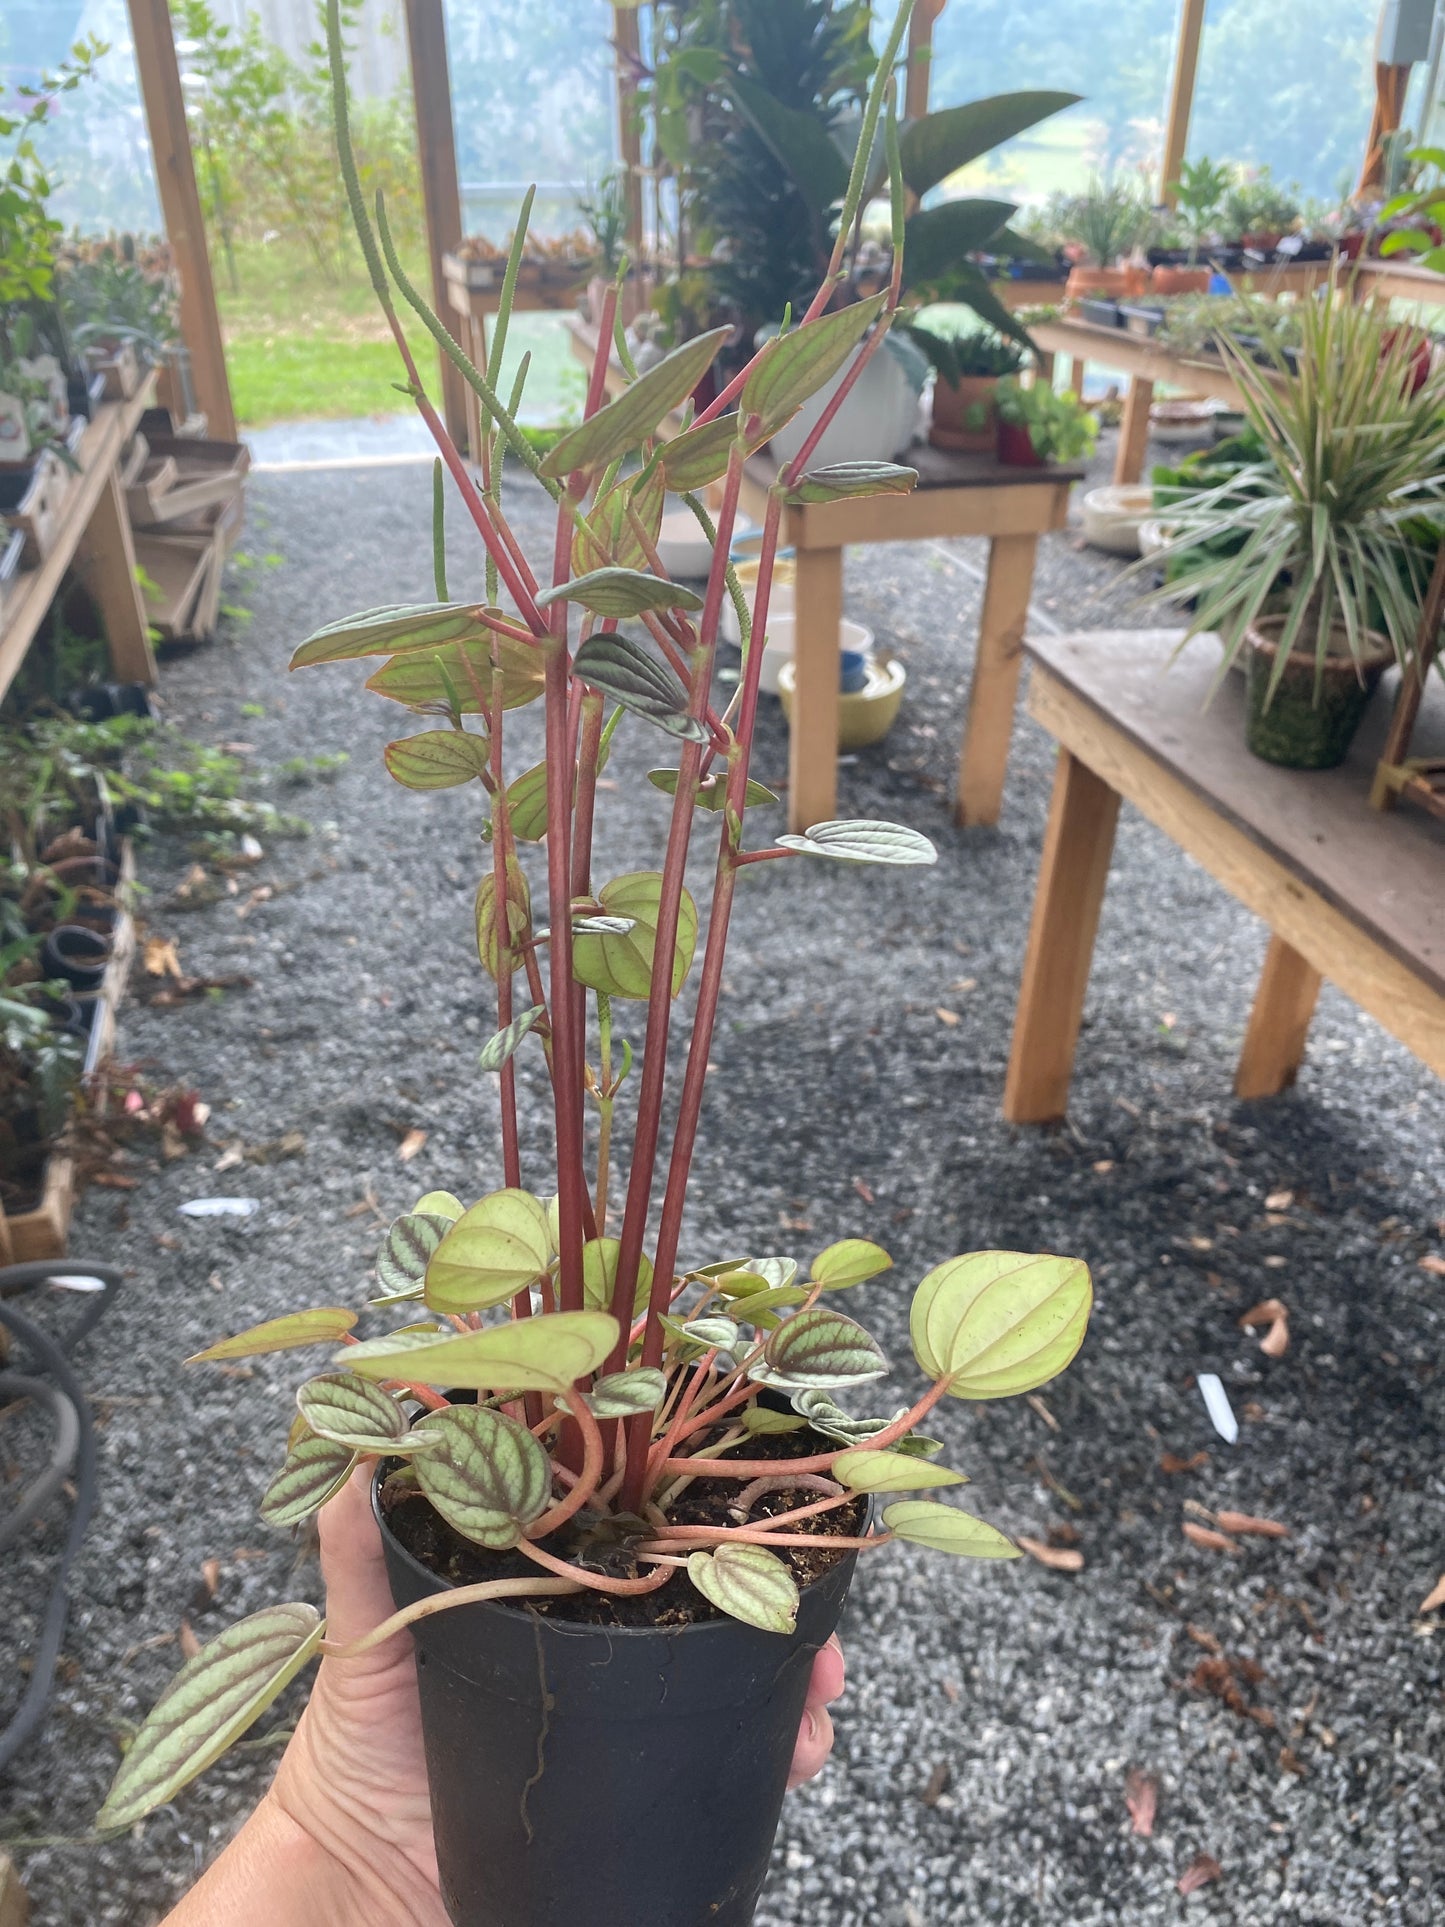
70;680;158;721
1077;297;1121;329
376;1477;859;1927
0;465;37;513
41;924;110;991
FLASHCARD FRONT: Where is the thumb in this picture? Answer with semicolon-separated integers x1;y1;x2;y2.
317;1463;407;1656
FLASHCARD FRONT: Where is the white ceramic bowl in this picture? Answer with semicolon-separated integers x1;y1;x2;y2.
756;612;873;698
655;506;757;579
1081;484;1155;557
719;557;796;647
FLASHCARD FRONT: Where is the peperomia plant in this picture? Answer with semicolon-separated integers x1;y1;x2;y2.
99;0;1092;1835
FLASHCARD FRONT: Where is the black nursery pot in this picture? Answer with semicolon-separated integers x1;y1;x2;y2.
41;924;110;990
375;1476;859;1927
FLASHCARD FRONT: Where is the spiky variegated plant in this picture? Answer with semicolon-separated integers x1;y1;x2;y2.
98;0;1091;1835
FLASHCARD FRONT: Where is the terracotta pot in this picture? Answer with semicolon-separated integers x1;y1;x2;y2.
1151;265;1212;295
1121;261;1152;297
929;373;998;452
1242;617;1393;769
1065;265;1127;300
996;419;1044;468
1336;231;1366;261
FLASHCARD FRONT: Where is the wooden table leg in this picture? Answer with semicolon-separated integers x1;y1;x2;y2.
1234;934;1321;1099
0;1850;29;1927
786;545;843;832
1003;749;1121;1123
955;531;1039;827
1113;373;1155;485
1068;355;1086;398
77;464;155;685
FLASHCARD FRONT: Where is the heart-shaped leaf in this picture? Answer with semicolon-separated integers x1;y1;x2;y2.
751;1256;799;1292
540;327;729;478
412;1403;552;1548
260;1431;358;1528
810;1239;893;1291
341;1310;620;1394
831;1448;966;1494
291;601;483;668
776;819;938;865
581;1236;654;1315
581;1367;668;1419
756;1309;887;1389
742;1404;808;1435
572;872;697;1001
882;1499;1019;1559
503;761;549;840
687;1543;799;1633
413;1191;464;1221
366;634;544;714
742;294;888;435
376;1211;454;1297
296;1374;417;1453
713;1268;774;1298
96;1604;326;1831
572;463;665;577
791;1389;908;1446
659;413;769;493
572;633;708;745
910;1251;1092;1399
646;768;779;813
425;1189;553;1314
730;1285;809;1325
782;461;918;505
384;729;490;790
537;567;703;618
479;1005;547;1073
475;857;532;980
188;1307;358;1365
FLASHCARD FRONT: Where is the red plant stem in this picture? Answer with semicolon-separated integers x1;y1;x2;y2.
645;1350;720;1483
659;1374;954;1481
605;446;746;1403
654;1490;855;1535
517;1539;674;1597
544;556;586;1319
586;282;620;419
729;1473;843;1518
526;1392;605;1539
489;661;522;1195
478;608;543;647
383;1378;448;1412
638;1528;888;1552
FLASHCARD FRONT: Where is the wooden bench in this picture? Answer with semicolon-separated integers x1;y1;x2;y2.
1003;628;1445;1122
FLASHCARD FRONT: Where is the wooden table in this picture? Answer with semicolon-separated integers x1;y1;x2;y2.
0;377;158;704
1004;628;1445;1123
773;441;1082;830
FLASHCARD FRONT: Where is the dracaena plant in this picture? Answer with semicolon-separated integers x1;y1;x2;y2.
98;0;1092;1835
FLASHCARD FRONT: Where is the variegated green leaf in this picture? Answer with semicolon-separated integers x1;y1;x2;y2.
646;769;779;813
571;872;697;1002
365;633;544;714
831;1448;966;1494
687;1543;799;1633
413;1191;464;1221
742;1403;808;1435
658;412;768;492
756;1309;887;1389
296;1374;420;1453
776;819;938;866
811;1239;893;1291
425;1189;553;1314
412;1403;552;1548
572;633;708;745
260;1431;358;1528
882;1499;1019;1559
376;1212;453;1297
541;327;729;477
910;1252;1092;1399
536;567;703;618
96;1604;325;1831
504;761;550;841
340;1310;619;1393
188;1307;357;1365
751;1257;799;1292
581;1237;654;1315
782;461;918;505
581;1367;667;1419
474;857;532;980
479;1005;547;1073
290;601;483;668
383;729;490;790
741;295;888;434
791;1390;944;1458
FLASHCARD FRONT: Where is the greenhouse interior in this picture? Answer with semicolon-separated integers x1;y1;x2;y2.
0;1;1442;1923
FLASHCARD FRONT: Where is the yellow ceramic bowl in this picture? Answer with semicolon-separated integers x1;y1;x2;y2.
777;656;906;750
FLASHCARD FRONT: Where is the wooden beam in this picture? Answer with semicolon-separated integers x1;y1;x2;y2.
613;5;646;267
906;0;948;121
1357;60;1414;195
404;0;470;453
127;0;235;440
1160;0;1208;205
1235;935;1321;1099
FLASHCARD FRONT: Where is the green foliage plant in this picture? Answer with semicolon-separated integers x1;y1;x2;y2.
577;170;630;277
1221;166;1301;241
99;0;1093;1835
1166;155;1233;263
1142;288;1445;699
1049;174;1156;266
0;38;106;322
56;233;180;358
1378;145;1445;276
905;311;1025;386
995;376;1097;462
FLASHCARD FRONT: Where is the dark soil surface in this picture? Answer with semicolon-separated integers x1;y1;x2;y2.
2;427;1443;1925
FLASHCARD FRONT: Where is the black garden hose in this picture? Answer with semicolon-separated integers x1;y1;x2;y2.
0;1260;123;1773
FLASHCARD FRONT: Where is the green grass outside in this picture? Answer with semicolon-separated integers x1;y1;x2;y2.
217;237;585;429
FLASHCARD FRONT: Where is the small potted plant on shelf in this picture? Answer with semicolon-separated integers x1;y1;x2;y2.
1054;177;1155;310
1154;155;1232;292
1221;166;1301;253
1144;290;1445;767
995;376;1097;468
906;312;1028;451
97;7;1094;1925
578;169;635;327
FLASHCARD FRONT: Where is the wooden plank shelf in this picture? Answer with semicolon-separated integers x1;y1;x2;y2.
0;377;159;706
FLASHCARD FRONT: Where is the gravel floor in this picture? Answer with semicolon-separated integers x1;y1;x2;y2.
2;430;1443;1926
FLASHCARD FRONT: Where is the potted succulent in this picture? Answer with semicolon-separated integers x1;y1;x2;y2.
1220;166;1301;253
1053;177;1156;304
907;313;1028;451
97;8;1095;1926
1145;291;1445;767
995;376;1097;468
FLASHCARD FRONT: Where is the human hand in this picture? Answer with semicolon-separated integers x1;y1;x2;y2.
261;1471;844;1920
